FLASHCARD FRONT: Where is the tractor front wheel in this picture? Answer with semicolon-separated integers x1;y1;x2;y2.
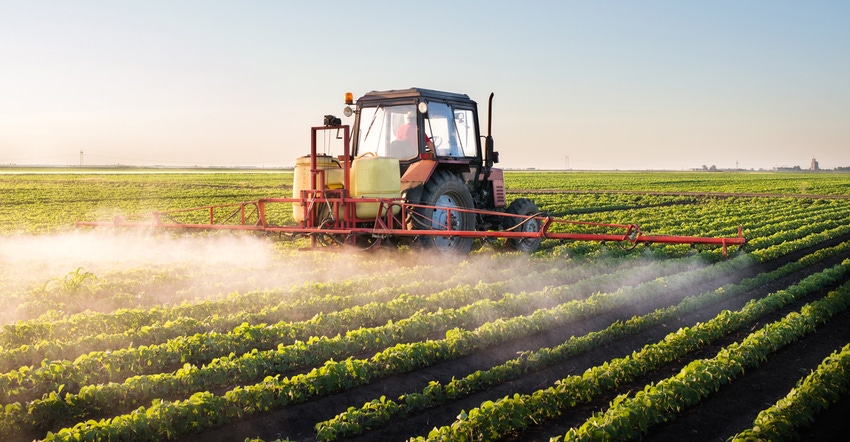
416;171;475;254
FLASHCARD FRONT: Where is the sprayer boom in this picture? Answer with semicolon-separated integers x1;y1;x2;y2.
77;88;748;257
77;196;746;256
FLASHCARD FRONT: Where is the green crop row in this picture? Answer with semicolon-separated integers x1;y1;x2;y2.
33;254;743;441
416;260;850;441
0;249;573;351
0;172;293;233
543;195;850;260
314;239;850;441
555;196;847;263
732;343;850;441
643;200;850;260
46;263;850;440
0;265;485;372
4;171;846;233
522;193;699;217
0;258;695;434
504;171;850;196
559;279;850;441
638;197;848;244
5;207;844;408
0;259;438;348
0;255;647;405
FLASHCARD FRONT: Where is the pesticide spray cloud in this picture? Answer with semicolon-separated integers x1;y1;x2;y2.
0;228;519;324
0;230;404;324
1;230;274;285
0;226;709;328
0;228;501;322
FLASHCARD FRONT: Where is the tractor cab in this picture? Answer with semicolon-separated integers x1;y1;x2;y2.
344;88;503;214
348;88;481;172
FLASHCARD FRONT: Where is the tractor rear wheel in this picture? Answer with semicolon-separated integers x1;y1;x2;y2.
503;198;543;253
416;171;475;254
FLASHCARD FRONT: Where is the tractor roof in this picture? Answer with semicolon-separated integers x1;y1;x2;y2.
357;88;475;105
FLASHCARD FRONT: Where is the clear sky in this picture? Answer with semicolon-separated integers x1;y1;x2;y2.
2;1;848;170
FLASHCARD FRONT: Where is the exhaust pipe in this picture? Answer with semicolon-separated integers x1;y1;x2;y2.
485;92;498;170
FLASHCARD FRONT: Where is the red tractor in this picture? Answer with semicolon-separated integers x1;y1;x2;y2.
340;87;541;254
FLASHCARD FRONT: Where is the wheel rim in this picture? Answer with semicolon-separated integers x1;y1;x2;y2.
520;217;541;234
432;193;462;250
516;216;541;248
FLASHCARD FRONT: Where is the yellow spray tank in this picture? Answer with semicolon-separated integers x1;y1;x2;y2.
292;155;344;222
350;156;401;218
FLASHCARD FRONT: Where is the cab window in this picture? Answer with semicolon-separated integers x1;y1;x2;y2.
454;109;477;157
425;102;476;158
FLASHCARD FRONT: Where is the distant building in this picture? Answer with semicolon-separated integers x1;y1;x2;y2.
810;158;819;171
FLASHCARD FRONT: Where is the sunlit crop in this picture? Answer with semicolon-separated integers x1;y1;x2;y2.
1;169;848;441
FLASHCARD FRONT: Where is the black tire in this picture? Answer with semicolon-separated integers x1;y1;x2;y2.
415;171;475;254
503;198;543;253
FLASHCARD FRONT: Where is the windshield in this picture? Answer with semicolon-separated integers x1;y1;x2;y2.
356;104;418;160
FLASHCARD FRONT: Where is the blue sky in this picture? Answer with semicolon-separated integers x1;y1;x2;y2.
1;1;848;170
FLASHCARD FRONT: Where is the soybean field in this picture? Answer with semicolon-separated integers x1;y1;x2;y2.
1;169;849;441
